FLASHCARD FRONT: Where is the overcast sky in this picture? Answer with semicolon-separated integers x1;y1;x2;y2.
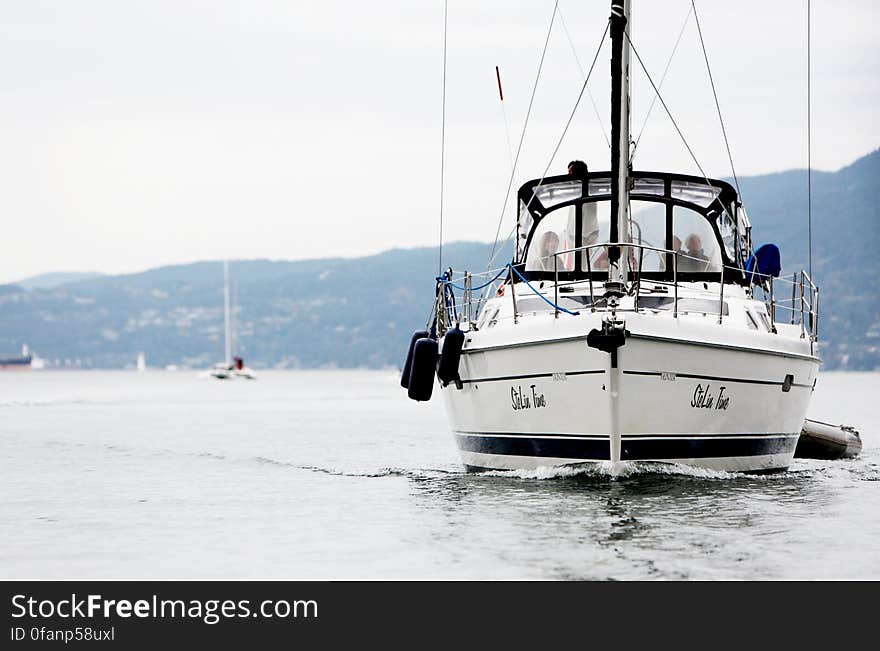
1;0;877;283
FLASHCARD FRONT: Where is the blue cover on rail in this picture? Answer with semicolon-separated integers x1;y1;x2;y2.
745;243;781;283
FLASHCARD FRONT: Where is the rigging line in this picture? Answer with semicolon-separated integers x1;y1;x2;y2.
558;5;610;149
625;34;706;192
631;3;692;162
490;66;514;307
496;66;515;171
438;0;448;278
487;0;560;269
807;0;812;280
484;223;517;281
691;0;742;201
625;30;731;219
524;21;610;206
474;223;517;320
486;18;610;273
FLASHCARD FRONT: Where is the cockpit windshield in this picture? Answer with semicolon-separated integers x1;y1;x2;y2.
517;171;739;279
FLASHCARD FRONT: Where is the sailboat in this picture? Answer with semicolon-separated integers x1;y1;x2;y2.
403;0;820;473
209;260;257;380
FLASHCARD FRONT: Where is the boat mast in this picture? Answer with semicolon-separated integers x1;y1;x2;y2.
223;260;231;368
232;280;239;360
608;0;631;292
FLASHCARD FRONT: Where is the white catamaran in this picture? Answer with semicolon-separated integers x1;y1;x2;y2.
403;0;821;473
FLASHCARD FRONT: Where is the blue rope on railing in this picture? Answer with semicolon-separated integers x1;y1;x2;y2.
435;263;580;319
507;263;580;316
436;265;509;292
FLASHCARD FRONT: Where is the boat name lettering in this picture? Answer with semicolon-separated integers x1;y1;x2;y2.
661;372;676;381
552;372;567;382
511;384;548;410
691;383;729;410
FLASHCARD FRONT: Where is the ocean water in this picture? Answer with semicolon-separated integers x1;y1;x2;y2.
1;370;877;580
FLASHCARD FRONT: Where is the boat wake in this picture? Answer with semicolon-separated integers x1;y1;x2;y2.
477;457;879;482
37;437;878;483
478;462;742;481
253;456;461;480
789;456;880;482
1;398;106;408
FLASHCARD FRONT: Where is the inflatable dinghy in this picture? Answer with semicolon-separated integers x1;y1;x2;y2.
795;419;862;460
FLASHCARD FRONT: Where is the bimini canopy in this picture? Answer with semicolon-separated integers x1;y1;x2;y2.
515;171;751;283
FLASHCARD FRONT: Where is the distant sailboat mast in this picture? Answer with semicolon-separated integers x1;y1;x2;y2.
232;280;239;361
223;260;232;368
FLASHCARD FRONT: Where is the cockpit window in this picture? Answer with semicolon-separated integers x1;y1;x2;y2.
670;180;723;208
517;200;533;260
632;178;665;196
580;200;667;272
672;206;722;273
526;199;671;274
718;210;737;262
736;204;752;264
579;201;610;271
524;204;576;273
588;178;611;196
629;201;667;272
588;177;664;197
531;180;582;210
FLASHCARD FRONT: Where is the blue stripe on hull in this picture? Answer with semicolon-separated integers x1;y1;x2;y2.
455;433;798;461
456;433;609;460
621;435;797;460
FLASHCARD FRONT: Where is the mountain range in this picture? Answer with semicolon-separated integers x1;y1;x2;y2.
2;149;878;371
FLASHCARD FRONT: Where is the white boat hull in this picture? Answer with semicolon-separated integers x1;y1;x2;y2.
210;366;257;380
441;312;818;473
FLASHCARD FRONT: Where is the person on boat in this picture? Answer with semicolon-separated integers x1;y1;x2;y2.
672;235;684;255
677;233;709;271
536;231;561;271
685;234;709;261
567;160;589;178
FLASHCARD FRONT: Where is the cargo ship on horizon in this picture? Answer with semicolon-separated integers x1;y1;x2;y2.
0;344;33;371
